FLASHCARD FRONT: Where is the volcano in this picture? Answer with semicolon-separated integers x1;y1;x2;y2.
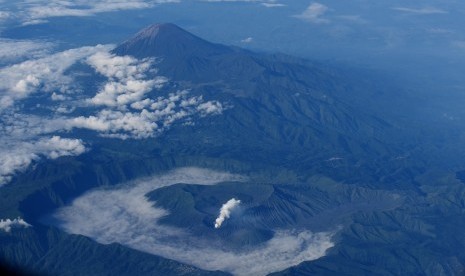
114;23;232;59
113;23;234;81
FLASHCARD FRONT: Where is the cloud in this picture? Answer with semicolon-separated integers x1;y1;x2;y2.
214;198;241;228
0;39;53;65
337;15;367;24
14;0;180;25
51;92;69;101
197;101;224;116
0;10;10;21
87;51;154;80
61;49;225;138
0;136;86;186
70;91;225;139
86;51;167;107
0;112;67;139
0;45;111;109
69;50;225;139
35;136;87;159
56;106;75;114
0;217;31;232
0;45;227;185
294;3;329;24
51;167;335;275
0;45;226;137
241;37;253;43
90;78;161;107
392;7;447;15
261;3;285;8
0;151;37;186
71;109;160;139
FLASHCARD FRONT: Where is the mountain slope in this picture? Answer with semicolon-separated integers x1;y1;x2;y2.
112;23;401;182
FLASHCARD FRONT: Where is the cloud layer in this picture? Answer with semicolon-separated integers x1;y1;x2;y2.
0;45;110;109
65;50;225;139
0;39;53;65
51;168;335;275
0;43;226;185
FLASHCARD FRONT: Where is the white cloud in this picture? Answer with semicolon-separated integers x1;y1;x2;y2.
0;44;111;109
0;136;86;186
87;51;153;80
21;19;49;26
0;10;10;21
241;37;253;43
0;46;227;186
0;112;67;139
0;45;227;141
71;109;160;139
90;79;160;107
70;91;225;139
0;218;31;232
51;92;69;101
0;39;53;64
197;101;224;116
392;7;447;15
28;47;226;140
52;168;335;275
86;51;167;107
56;106;75;113
0;151;37;186
261;3;285;8
15;0;180;24
35;136;87;159
294;2;329;24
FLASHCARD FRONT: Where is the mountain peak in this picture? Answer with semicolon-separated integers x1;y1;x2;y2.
113;23;231;60
131;23;187;42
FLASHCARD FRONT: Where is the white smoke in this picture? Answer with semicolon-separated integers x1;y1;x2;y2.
214;198;241;229
0;217;31;232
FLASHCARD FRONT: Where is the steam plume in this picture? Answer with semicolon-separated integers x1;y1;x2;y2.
214;198;241;229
